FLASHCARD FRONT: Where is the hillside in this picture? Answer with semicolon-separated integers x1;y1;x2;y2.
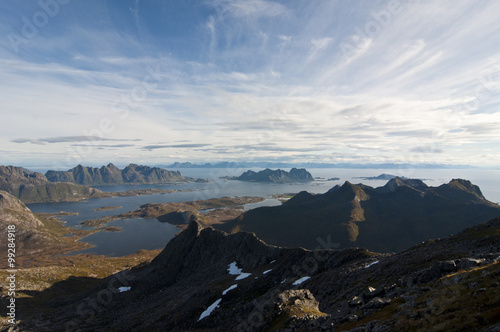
9;217;500;331
0;190;56;255
45;163;187;185
232;168;314;183
217;177;500;252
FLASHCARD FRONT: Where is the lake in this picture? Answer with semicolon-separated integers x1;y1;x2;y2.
28;168;500;256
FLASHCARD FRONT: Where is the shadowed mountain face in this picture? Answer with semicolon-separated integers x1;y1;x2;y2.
235;168;314;183
217;178;500;252
45;163;186;185
15;217;500;331
0;165;104;203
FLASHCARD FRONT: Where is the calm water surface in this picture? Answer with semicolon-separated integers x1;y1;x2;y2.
28;168;500;256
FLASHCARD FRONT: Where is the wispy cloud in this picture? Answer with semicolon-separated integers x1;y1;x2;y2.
0;1;499;167
11;136;142;145
143;144;212;150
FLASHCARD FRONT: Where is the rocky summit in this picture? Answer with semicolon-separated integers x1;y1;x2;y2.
45;163;186;185
14;216;500;331
234;168;314;183
217;177;500;252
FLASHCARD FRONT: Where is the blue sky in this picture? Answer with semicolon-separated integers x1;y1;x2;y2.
1;0;499;169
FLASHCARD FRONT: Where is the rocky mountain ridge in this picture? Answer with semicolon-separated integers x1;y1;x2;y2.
45;163;186;185
13;216;500;331
218;177;500;252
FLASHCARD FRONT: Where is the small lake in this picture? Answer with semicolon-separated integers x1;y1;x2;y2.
67;218;180;257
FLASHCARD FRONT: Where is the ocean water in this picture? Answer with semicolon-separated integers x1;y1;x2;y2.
27;168;500;256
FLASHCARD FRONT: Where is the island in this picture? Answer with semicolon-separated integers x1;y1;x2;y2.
225;168;314;183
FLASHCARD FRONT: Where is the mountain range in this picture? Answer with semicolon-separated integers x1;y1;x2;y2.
0;165;105;203
217;177;500;252
0;165;191;204
45;163;186;186
165;161;477;169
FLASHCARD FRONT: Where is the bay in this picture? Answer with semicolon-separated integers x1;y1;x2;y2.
27;168;500;256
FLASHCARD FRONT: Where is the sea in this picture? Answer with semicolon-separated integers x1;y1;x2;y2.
27;168;500;257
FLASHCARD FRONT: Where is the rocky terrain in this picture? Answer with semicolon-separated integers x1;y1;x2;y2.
228;168;314;183
45;163;187;185
217;177;500;252
6;216;499;331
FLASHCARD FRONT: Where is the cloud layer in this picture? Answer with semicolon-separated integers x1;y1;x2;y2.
0;0;499;167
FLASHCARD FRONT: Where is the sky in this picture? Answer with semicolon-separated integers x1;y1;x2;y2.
1;0;500;169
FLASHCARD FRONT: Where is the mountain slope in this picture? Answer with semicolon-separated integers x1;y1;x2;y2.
218;178;500;252
45;163;186;185
0;190;59;255
13;217;500;331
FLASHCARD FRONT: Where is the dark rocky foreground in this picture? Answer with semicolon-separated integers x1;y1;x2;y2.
12;216;500;331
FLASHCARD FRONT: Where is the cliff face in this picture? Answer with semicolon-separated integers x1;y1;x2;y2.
45;163;186;185
236;168;314;183
218;177;500;252
0;165;104;203
19;217;500;331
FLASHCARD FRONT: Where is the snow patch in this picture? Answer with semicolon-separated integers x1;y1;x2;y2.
281;279;286;284
228;261;252;280
118;287;131;292
263;269;272;275
228;261;242;275
270;260;276;264
198;298;222;321
236;273;251;280
292;277;311;285
364;261;379;269
222;284;237;295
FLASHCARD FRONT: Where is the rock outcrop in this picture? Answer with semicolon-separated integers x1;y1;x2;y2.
218;177;500;252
